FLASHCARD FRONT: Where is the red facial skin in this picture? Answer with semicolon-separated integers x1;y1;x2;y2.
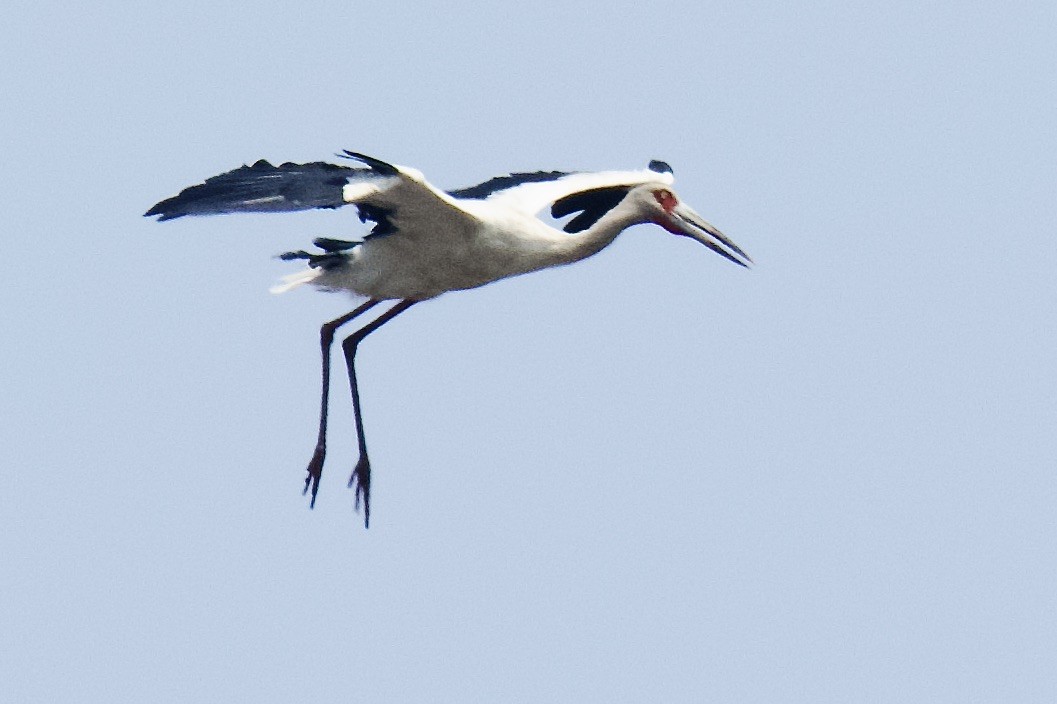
653;189;678;213
653;189;683;234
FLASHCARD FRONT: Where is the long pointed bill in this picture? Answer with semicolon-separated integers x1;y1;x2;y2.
665;203;752;268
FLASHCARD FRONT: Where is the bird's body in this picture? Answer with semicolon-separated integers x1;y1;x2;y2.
146;151;750;526
311;201;574;300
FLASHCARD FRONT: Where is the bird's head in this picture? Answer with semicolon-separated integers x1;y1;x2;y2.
630;182;752;268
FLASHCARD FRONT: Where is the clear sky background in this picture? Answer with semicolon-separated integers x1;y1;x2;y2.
3;1;1055;701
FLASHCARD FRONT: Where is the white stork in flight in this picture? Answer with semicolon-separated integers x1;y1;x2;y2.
145;151;751;527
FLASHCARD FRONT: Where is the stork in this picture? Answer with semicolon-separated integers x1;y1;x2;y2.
145;151;751;527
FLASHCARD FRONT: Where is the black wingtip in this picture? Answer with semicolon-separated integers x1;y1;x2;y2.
648;159;674;175
143;199;183;220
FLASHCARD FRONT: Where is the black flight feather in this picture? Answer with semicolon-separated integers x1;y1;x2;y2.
551;186;631;233
144;160;364;221
312;237;358;252
448;171;571;200
338;150;400;176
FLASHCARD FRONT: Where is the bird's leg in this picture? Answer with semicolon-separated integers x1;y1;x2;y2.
340;299;417;528
304;300;381;508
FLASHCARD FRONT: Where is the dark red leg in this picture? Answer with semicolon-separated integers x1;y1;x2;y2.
339;299;417;528
303;300;380;507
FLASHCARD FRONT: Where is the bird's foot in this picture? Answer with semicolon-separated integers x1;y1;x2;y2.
303;443;326;508
349;454;371;528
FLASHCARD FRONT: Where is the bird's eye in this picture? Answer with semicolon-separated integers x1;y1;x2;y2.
653;189;677;213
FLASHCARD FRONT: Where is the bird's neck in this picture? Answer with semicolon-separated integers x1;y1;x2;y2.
554;204;646;264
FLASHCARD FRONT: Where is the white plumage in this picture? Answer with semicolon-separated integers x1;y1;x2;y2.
146;151;750;526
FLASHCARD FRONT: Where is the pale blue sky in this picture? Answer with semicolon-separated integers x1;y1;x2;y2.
3;1;1056;701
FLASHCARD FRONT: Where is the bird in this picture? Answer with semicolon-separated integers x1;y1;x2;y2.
145;151;751;527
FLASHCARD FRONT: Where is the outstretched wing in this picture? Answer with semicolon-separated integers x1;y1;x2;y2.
143;159;389;221
144;150;451;215
145;151;481;239
449;163;675;217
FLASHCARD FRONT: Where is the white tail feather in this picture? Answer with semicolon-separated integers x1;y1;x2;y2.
269;267;324;294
